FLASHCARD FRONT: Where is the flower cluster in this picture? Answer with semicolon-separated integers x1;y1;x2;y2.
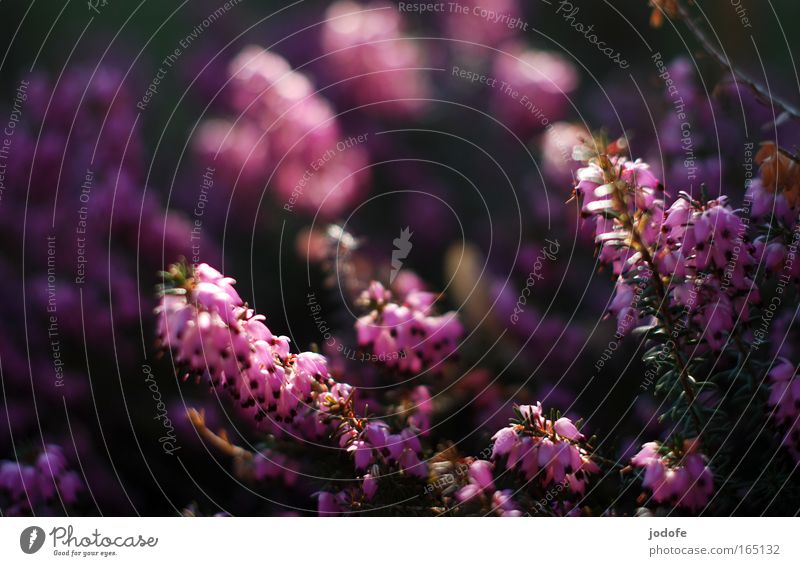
314;417;429;514
630;440;713;512
767;359;800;462
251;450;300;487
658;195;759;350
573;149;664;276
441;0;522;49
0;66;195;347
321;1;431;119
156;262;335;436
0;445;83;516
454;459;523;517
491;403;598;494
491;43;579;136
748;176;800;230
194;46;370;218
157;262;434;513
573;140;760;350
8;0;800;519
355;281;463;374
0;65;196;514
321;385;430;501
316;490;349;515
353;422;427;477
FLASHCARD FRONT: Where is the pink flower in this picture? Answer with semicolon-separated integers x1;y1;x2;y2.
455;482;482;503
491;403;597;495
356;281;463;375
362;473;378;500
492;43;579;136
58;472;83;505
454;460;522;517
631;441;660;466
156;263;336;436
399;448;428;478
252;451;298;486
0;462;24;499
492;490;523;517
768;359;800;462
196;46;369;218
408;385;434;434
553;417;582;441
441;0;521;49
468;460;495;491
630;440;713;511
321;1;431;119
573;154;666;277
0;445;84;514
491;426;518;458
317;492;342;516
349;440;373;470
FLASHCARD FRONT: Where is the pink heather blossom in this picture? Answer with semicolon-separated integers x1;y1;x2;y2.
252;451;299;487
321;1;431;118
492;43;579;136
342;421;428;479
746;178;800;289
658;196;760;350
490;403;597;494
362;473;378;500
468;459;495;491
0;445;84;515
761;242;786;272
454;460;522;517
159;262;433;513
398;444;428;478
553;417;581;440
574;155;665;277
317;419;428;513
662;197;755;278
441;0;522;49
541;122;590;185
156;263;335;435
197;45;370;218
747;177;798;226
575;157;664;223
491;489;523;517
317;491;343;516
356;281;462;374
631;440;713;512
407;385;434;434
573;145;763;351
606;281;651;337
768;359;800;462
193;118;271;203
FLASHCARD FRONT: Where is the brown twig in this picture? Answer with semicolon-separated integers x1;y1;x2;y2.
633;234;705;434
670;0;800;126
187;408;253;461
597;154;705;434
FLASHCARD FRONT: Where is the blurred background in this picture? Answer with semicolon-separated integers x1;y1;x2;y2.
1;0;799;515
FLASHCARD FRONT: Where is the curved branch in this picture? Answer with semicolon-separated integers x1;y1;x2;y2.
669;0;800;124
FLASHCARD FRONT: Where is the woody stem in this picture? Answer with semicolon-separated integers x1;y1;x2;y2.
604;165;704;435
